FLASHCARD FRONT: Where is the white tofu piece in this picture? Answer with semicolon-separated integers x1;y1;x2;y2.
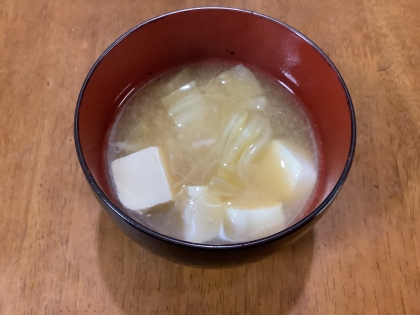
111;146;173;213
182;186;223;243
250;140;317;203
223;204;285;242
271;140;316;189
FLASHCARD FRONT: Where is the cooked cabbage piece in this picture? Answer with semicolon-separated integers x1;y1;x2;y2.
203;64;264;109
163;68;193;94
207;110;273;202
161;82;210;127
247;96;267;111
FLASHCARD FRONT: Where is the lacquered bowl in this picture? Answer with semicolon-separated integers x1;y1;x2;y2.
74;7;356;267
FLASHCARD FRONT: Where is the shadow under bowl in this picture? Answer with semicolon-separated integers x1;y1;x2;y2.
74;7;356;267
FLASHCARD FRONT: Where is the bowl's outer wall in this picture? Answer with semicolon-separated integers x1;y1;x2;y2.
76;8;354;257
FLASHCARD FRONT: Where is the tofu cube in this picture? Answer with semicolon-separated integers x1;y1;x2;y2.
110;146;173;213
223;204;285;242
251;140;317;203
181;186;223;243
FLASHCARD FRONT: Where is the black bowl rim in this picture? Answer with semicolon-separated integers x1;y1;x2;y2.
74;6;356;250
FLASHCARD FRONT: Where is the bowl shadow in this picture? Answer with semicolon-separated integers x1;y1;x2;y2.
97;212;315;314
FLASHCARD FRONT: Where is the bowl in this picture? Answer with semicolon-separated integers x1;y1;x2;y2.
74;7;356;267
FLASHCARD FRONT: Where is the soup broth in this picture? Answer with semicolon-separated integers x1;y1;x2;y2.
107;62;318;244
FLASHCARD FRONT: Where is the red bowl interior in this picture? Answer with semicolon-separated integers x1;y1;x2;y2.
76;8;354;239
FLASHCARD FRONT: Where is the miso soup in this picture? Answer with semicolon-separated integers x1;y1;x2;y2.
107;63;318;244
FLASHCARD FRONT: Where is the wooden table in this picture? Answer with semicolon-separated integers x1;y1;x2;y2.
1;0;419;314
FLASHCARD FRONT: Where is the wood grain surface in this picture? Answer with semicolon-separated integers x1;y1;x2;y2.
1;0;419;314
